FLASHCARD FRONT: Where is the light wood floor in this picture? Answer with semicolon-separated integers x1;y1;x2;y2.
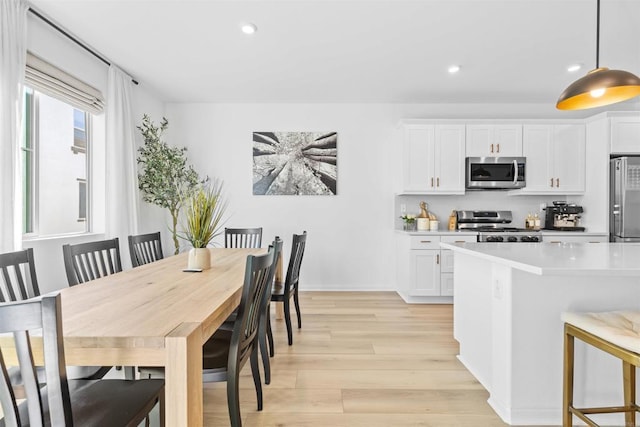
203;291;511;427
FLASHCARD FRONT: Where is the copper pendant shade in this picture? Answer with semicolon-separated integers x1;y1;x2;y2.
556;0;640;110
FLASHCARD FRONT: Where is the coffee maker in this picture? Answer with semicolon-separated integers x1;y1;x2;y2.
543;201;585;231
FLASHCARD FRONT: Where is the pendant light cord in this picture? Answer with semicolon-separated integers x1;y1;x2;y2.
595;0;600;68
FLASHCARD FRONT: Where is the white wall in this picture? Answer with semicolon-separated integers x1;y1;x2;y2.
23;15;167;294
165;102;624;290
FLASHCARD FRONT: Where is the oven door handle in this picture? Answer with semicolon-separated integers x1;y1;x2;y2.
512;160;519;185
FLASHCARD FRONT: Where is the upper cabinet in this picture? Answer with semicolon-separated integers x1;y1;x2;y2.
610;115;640;154
402;124;465;194
466;124;523;157
521;124;585;194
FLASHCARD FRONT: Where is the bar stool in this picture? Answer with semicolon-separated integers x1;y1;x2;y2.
562;311;640;427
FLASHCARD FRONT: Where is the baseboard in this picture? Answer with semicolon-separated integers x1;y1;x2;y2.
300;286;396;292
487;397;562;425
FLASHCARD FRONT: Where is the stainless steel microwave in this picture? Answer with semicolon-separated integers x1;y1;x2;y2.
466;157;526;190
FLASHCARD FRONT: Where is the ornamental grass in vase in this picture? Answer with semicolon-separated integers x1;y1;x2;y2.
180;180;227;270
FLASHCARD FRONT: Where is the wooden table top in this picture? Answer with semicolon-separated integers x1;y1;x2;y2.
58;248;264;350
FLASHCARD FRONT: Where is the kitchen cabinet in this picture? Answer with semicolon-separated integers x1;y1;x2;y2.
610;115;640;154
396;233;476;302
521;124;585;194
402;124;465;194
542;233;608;243
466;124;522;157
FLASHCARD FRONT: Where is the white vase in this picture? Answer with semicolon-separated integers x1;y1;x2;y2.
187;248;211;270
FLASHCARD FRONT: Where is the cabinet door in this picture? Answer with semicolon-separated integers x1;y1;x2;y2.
493;125;523;156
441;272;454;296
403;126;435;192
523;125;553;192
409;250;441;296
553;124;585;192
434;125;465;193
466;125;492;157
611;115;640;154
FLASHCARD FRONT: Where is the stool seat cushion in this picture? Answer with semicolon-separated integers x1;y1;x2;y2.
562;311;640;354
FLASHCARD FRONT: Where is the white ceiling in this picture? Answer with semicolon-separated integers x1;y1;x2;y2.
28;0;640;105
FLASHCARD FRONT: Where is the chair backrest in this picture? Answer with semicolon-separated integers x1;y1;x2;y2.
224;227;263;249
128;232;164;268
284;231;307;294
0;248;40;303
260;237;283;313
0;294;73;426
62;238;123;286
230;247;275;369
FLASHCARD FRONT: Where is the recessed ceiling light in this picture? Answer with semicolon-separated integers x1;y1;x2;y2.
448;65;461;74
567;64;582;73
241;23;257;35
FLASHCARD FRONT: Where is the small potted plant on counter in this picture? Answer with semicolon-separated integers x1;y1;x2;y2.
180;179;228;270
400;214;417;231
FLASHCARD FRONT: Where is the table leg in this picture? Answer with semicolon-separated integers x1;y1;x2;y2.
166;323;203;427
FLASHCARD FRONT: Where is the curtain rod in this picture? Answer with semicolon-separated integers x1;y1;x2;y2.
28;7;139;85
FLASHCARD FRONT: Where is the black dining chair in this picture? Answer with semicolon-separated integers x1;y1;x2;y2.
267;231;307;352
0;248;40;303
62;238;129;380
62;238;123;286
0;293;165;426
140;246;276;427
128;231;164;268
225;227;263;249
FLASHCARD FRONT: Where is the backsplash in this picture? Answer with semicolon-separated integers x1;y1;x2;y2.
395;192;567;231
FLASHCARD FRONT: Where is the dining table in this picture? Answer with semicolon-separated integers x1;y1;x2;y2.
1;247;265;426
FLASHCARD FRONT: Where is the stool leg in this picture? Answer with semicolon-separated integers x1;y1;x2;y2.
563;326;575;427
623;360;636;426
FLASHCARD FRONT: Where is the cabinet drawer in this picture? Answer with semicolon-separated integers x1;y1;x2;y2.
441;235;477;244
410;236;441;249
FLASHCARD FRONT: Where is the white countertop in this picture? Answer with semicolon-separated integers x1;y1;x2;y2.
440;242;640;276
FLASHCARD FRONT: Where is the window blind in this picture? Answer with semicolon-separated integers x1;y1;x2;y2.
25;52;105;114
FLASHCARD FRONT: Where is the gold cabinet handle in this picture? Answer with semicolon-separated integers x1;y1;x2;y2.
556;178;560;187
550;178;554;187
436;254;440;264
431;177;434;187
496;143;500;153
436;177;440;187
490;143;494;153
420;240;432;243
549;241;562;243
454;240;466;243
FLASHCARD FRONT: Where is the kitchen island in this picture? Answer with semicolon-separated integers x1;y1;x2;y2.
440;241;640;426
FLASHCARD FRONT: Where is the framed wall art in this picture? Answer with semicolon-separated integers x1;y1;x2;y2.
252;131;337;195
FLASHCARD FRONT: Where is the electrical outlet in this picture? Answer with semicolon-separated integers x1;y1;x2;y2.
400;204;406;214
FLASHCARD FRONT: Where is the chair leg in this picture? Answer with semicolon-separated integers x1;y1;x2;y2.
624;360;636;426
284;298;293;346
227;371;242;427
293;290;302;329
259;316;271;385
563;327;575;427
267;315;274;357
250;345;263;411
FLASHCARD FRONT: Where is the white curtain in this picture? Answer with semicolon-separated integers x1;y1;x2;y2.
0;0;28;253
106;65;139;253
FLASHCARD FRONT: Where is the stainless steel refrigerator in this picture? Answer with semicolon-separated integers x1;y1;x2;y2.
610;156;640;242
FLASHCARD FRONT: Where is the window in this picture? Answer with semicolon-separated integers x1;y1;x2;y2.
22;87;91;237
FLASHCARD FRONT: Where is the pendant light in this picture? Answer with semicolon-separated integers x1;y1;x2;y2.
556;0;640;110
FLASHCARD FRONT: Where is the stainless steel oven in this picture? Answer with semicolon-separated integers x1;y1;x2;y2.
466;157;526;190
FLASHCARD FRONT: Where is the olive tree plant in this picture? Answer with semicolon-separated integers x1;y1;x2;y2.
137;115;200;254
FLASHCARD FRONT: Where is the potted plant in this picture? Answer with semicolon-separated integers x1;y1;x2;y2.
181;179;228;270
137;115;200;255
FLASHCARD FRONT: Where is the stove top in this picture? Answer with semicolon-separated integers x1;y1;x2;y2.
456;210;542;242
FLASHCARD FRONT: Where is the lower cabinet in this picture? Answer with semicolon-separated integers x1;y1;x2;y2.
542;233;608;243
397;233;476;302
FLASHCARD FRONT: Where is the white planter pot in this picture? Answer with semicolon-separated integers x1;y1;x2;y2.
187;248;211;270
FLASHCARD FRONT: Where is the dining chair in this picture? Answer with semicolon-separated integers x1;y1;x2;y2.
140;246;276;427
0;293;165;426
225;227;263;248
267;231;307;352
218;237;282;385
62;238;123;286
128;231;164;268
62;238;129;380
0;248;40;303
